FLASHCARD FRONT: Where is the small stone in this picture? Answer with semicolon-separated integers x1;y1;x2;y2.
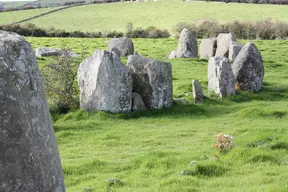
192;80;204;103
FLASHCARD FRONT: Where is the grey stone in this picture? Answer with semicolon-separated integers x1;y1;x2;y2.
132;92;146;111
199;38;217;59
167;50;177;59
108;37;134;56
192;80;204;103
36;47;79;57
78;49;133;113
110;46;121;60
229;41;243;61
0;31;65;192
215;33;237;58
232;42;264;92
208;56;235;98
127;55;173;109
176;28;198;58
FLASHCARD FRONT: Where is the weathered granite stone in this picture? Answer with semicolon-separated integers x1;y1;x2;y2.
215;33;237;58
232;42;264;92
192;80;204;103
208;56;235;97
108;37;134;56
199;38;217;59
0;31;65;192
176;28;198;58
127;55;173;109
77;49;133;113
229;41;243;61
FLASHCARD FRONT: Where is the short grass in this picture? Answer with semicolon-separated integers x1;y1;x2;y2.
25;37;288;192
0;7;58;25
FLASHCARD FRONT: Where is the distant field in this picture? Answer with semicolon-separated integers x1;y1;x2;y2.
0;7;57;25
21;0;288;32
25;37;288;192
1;1;33;9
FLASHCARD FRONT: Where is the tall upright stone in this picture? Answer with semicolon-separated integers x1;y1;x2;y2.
229;41;243;61
192;80;204;103
0;31;65;192
127;55;173;109
232;42;264;92
78;50;133;113
199;38;217;59
176;28;198;58
215;33;236;58
208;56;235;98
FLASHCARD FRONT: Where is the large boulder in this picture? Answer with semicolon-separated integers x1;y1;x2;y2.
192;80;204;103
127;55;173;109
229;41;243;61
78;50;133;113
108;37;134;56
215;33;236;58
36;47;79;57
199;38;217;59
176;28;198;58
208;56;235;98
132;92;146;111
0;31;65;192
232;42;264;92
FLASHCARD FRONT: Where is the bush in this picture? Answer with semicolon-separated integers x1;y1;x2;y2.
41;48;85;112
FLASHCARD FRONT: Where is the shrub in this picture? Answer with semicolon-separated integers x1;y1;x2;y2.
148;29;170;38
41;48;85;112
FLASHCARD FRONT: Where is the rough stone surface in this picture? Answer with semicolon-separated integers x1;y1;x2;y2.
132;92;146;111
232;42;264;92
229;41;243;61
176;28;198;58
36;47;79;57
108;37;134;56
167;50;177;59
0;31;65;192
192;80;204;103
208;56;235;97
215;33;237;58
127;55;173;109
78;49;132;113
110;46;121;60
199;38;217;59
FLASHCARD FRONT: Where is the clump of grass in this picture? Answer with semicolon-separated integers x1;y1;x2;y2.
181;162;227;177
270;142;288;150
249;154;279;164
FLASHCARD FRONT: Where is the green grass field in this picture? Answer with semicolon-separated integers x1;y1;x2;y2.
0;7;58;25
1;0;287;32
25;37;288;192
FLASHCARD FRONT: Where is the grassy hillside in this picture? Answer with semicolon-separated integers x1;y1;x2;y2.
0;7;57;25
24;0;288;32
26;37;288;191
0;1;33;9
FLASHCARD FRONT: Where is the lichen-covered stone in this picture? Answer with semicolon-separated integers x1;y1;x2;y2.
208;56;235;98
108;37;134;56
232;42;264;92
176;28;198;58
199;38;217;59
127;55;173;109
229;41;243;61
0;31;65;192
78;49;133;113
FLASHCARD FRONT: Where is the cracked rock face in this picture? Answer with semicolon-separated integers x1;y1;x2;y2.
232;42;264;92
127;55;173;109
78;49;133;113
0;31;65;192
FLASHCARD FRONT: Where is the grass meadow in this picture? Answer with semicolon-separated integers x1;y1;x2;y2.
1;0;288;32
25;37;288;192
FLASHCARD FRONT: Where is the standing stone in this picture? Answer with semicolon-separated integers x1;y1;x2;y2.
215;33;236;58
132;92;146;111
127;55;173;109
192;80;204;103
208;57;235;98
108;37;134;56
167;50;177;59
0;31;65;192
176;28;198;58
110;46;121;60
229;42;243;61
78;50;133;113
232;42;264;92
199;38;217;59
